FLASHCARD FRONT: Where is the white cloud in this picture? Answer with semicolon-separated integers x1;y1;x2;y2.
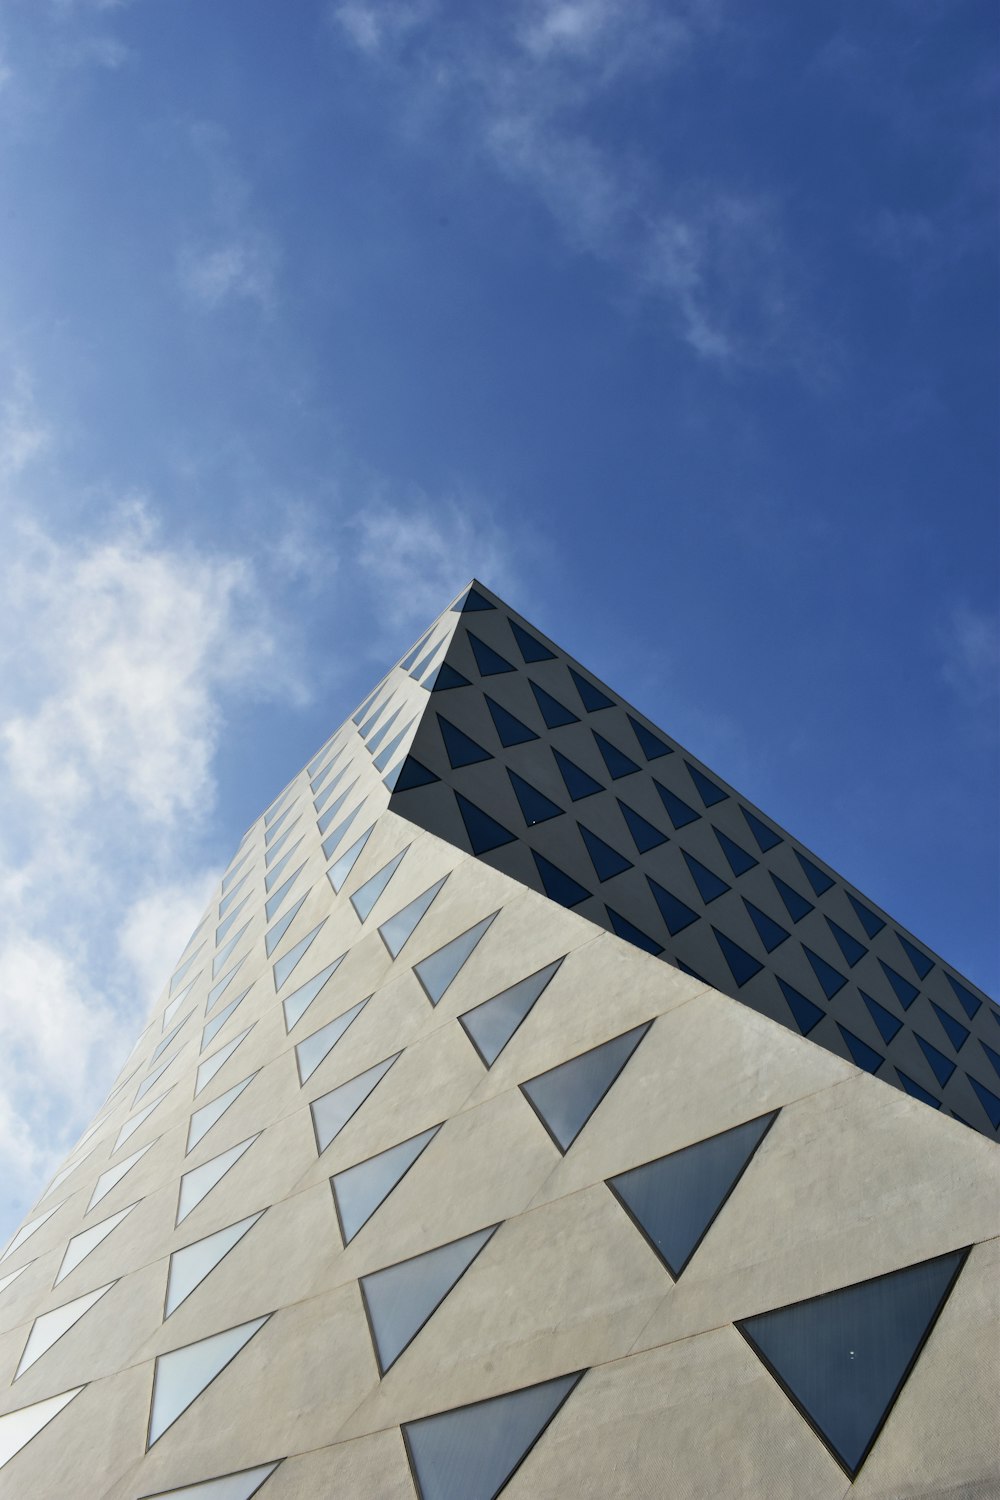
0;370;50;479
178;235;277;312
938;603;1000;713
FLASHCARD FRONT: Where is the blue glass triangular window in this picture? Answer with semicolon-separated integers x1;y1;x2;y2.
608;1112;776;1279
506;769;563;827
794;851;835;897
353;684;384;721
653;780;700;829
317;784;355;835
413;912;498;1004
929;1002;969;1054
569;667;614;712
529;680;579;728
915;1035;955;1087
879;959;920;1010
332;1126;441;1245
400;634;432;671
803;946;847;1000
366;705;403;753
508;618;555;662
350;847;408;922
861;991;902;1045
740;806;782;852
778;977;824;1035
737;1249;967;1478
647;877;699;936
847;893;885;938
627;715;672;761
455;792;517;856
825;918;867;969
402;1373;583;1500
979;1038;1000;1081
411;640;445;681
459;959;563;1067
437;714;492;769
485;696;538;748
578;824;632;882
968;1075;1000;1129
713;928;764;988
552;747;603;802
944;973;982;1020
742;899;789;953
390;757;440;793
427;662;471;692
770;873;814;924
896;933;934;981
616;799;668;853
712;828;758;877
685;761;728;807
467;631;514;677
452;586;494;613
264;894;308;956
521;1023;650;1152
373;721;414;773
531;851;590;909
605;906;664;955
681;850;730;904
896;1069;941;1108
379;878;448;959
322;805;365;862
592;731;640;780
837;1025;883;1075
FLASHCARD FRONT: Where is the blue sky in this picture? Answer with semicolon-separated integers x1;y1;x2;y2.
0;0;996;1245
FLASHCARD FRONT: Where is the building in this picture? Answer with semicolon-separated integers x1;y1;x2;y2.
0;580;997;1499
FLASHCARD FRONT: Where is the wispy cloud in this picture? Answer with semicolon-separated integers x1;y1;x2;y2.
175;123;280;313
938;603;1000;717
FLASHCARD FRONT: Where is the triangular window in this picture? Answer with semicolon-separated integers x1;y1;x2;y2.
176;1136;259;1226
389;757;440;793
508;618;555;662
203;988;251;1051
944;973;982;1020
740;806;782;852
627;715;672;761
592;731;639;780
164;1212;264;1318
361;1225;498;1374
16;1281;115;1379
281;956;345;1033
737;1249;967;1478
264;863;306;924
379;877;449;958
803;946;847;1000
616;799;668;853
847;893;885;938
0;1387;84;1472
414;913;498;1005
507;769;563;828
968;1075;1000;1129
712;828;758;877
653;780;700;829
55;1203;138;1285
552;747;603;802
837;1025;883;1075
311;1056;399;1155
794;851;835;897
529;679;579;728
427;661;471;692
147;1316;269;1448
458;959;563;1067
467;631;515;676
327;824;374;892
264;894;308;957
606;907;664;955
485;695;538;747
896;1069;941;1108
825;917;867;968
264;837;304;890
896;933;934;981
646;877;699;936
685;761;728;807
520;1023;650;1153
861;990;902;1045
437;714;492;769
879;959;920;1010
914;1035;955;1087
212;921;251;978
452;586;494;613
742;899;789;953
777;977;824;1036
569;667;614;712
295;999;368;1082
531;851;590;909
713;928;764;988
350;848;408;922
681;850;730;904
455;791;517;855
770;873;814;923
87;1143;154;1210
578;825;632;882
195;1026;254;1096
187;1074;257;1153
331;1125;441;1245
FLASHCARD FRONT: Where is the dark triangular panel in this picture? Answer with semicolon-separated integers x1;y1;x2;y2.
647;877;699;936
402;1372;583;1500
777;977;824;1036
653;780;700;829
437;715;493;769
414;913;498;1005
929;1002;969;1054
608;1112;777;1278
453;586;495;613
485;696;539;748
770;873;814;924
879;960;920;1010
391;757;441;793
627;715;672;761
529;680;579;728
685;761;728;807
427;663;471;692
578;825;632;882
455;792;517;856
507;769;563;828
803;946;847;1000
520;1023;650;1153
332;1126;441;1245
847;893;886;939
569;667;614;712
713;928;764;988
826;918;867;969
896;1069;941;1108
915;1035;955;1087
861;991;902;1045
508;618;555;663
742;899;790;953
467;632;515;677
616;799;668;854
741;806;783;852
592;731;640;781
795;851;835;897
979;1038;1000;1081
552;747;603;802
531;851;591;909
837;1025;883;1075
681;850;730;905
944;973;982;1020
713;828;758;877
459;959;563;1067
737;1248;968;1478
362;1226;499;1375
606;907;664;956
967;1075;1000;1129
897;933;935;981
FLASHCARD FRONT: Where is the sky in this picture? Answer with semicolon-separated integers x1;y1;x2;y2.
0;0;996;1247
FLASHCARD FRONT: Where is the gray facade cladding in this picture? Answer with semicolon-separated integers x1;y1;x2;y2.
0;579;996;1498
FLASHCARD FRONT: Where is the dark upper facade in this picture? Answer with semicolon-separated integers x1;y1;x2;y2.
349;581;999;1138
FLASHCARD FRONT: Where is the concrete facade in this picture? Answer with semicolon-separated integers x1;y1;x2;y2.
0;582;997;1498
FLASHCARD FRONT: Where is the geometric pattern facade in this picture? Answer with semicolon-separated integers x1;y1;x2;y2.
0;581;996;1497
